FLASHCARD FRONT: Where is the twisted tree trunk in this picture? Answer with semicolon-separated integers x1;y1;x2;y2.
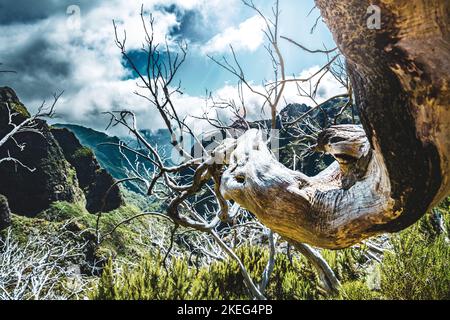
220;0;450;249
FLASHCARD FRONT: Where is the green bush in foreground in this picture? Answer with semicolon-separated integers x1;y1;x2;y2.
379;224;450;300
337;281;382;300
91;212;450;300
80;198;450;300
90;246;321;300
337;209;450;300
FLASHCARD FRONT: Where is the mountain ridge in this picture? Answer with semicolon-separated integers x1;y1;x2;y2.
0;87;123;220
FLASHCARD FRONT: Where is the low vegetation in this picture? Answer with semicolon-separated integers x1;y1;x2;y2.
1;190;449;300
89;200;450;300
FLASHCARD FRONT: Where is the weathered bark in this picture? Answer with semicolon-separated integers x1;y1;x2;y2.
220;0;450;249
221;127;391;249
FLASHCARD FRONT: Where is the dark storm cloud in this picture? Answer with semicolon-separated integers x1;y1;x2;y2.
9;37;71;77
1;35;73;102
0;0;101;25
0;0;97;101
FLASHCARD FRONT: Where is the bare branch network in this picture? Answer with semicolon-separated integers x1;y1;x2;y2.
1;0;443;301
97;0;362;299
0;224;90;300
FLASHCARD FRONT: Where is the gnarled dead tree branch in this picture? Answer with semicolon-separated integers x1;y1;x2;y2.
106;0;449;299
221;0;450;248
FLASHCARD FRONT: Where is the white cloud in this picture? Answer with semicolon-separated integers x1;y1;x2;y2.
51;63;345;135
0;1;180;127
202;15;266;54
1;0;343;136
197;65;346;124
0;0;246;131
282;66;347;105
169;0;241;33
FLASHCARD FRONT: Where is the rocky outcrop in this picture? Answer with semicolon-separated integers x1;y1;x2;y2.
51;127;124;213
86;168;124;213
0;87;123;217
52;123;164;193
0;87;85;217
0;194;11;230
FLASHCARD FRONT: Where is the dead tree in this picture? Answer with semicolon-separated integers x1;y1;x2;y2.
0;226;89;300
103;2;348;299
105;0;449;298
221;0;450;248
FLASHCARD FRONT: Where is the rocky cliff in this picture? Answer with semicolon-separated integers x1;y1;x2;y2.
0;87;123;217
51;127;124;213
0;87;85;216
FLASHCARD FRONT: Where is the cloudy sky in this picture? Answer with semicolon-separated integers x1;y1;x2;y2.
0;0;343;133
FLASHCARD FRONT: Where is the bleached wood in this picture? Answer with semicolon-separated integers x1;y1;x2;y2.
221;127;394;249
221;0;450;249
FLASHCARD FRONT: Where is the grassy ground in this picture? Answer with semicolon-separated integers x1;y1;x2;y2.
2;198;449;300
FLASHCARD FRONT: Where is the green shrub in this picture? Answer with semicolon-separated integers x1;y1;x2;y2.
337;281;382;300
90;246;321;300
37;201;88;221
72;146;94;160
321;247;367;282
8;101;31;117
379;223;450;300
34;202;164;260
91;206;450;301
92;256;194;300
